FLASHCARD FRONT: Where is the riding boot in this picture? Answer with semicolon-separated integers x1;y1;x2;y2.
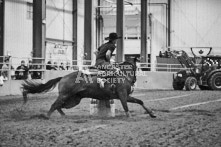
97;78;105;88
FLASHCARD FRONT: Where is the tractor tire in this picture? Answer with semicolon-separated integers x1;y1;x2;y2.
173;81;184;90
185;77;197;91
208;72;221;90
198;85;210;90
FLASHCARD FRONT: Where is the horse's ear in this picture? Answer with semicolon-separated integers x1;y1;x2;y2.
134;57;140;63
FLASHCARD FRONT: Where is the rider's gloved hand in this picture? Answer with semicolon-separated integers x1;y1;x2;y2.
114;67;120;73
113;67;122;76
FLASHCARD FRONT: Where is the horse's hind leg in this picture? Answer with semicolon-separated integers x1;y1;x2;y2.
47;95;67;118
127;96;156;118
47;94;82;118
57;108;65;116
62;96;81;109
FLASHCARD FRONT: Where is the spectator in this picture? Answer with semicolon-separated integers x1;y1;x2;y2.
0;73;3;86
27;60;33;69
46;61;56;70
53;62;58;70
15;60;29;80
32;65;42;79
66;62;71;70
159;51;163;58
59;62;65;70
27;60;33;79
165;51;169;58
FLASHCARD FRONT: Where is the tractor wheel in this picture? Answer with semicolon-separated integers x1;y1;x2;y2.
208;72;221;90
185;77;197;91
198;85;210;90
173;81;184;90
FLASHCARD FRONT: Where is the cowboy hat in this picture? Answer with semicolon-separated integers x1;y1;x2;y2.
105;32;122;40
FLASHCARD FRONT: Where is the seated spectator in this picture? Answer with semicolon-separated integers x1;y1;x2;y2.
59;62;65;70
165;51;169;58
0;73;4;86
53;62;58;70
27;60;33;79
46;61;56;70
32;65;42;79
66;62;71;70
27;60;33;69
15;60;29;80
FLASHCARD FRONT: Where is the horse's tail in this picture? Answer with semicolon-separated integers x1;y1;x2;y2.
21;77;62;103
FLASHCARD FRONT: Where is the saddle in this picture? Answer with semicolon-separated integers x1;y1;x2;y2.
81;66;133;94
82;66;116;91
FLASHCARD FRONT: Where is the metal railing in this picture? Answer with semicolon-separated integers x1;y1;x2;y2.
0;56;187;80
137;63;186;72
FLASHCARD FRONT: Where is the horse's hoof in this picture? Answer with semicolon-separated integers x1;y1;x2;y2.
60;115;66;118
126;112;131;118
30;114;49;120
150;113;157;118
40;114;50;120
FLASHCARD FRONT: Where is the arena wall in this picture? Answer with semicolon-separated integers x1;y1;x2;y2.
0;71;174;96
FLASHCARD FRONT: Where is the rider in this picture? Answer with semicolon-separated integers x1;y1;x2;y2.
95;32;121;88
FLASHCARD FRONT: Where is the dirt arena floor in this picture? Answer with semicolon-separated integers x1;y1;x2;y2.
1;89;221;147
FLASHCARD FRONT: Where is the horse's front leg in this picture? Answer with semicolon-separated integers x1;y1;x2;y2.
117;89;131;117
127;96;156;118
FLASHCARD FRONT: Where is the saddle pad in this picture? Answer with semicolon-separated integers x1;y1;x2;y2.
81;69;105;75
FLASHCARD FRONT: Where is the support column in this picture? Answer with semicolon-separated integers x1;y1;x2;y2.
73;0;78;65
33;0;46;62
96;0;103;48
168;0;171;47
84;0;93;65
140;0;148;63
0;0;4;67
116;0;124;62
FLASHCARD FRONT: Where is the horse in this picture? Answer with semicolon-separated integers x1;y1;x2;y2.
22;58;156;118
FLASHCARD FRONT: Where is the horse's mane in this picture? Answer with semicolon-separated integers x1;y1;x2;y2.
119;61;137;71
118;60;137;85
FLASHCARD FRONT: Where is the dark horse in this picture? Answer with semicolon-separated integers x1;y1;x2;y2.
22;58;156;118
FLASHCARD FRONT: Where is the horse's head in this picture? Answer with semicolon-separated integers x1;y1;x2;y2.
118;58;138;85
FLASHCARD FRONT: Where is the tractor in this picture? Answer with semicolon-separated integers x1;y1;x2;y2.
170;50;221;91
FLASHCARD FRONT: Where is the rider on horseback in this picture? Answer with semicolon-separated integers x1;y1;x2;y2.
95;32;122;88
